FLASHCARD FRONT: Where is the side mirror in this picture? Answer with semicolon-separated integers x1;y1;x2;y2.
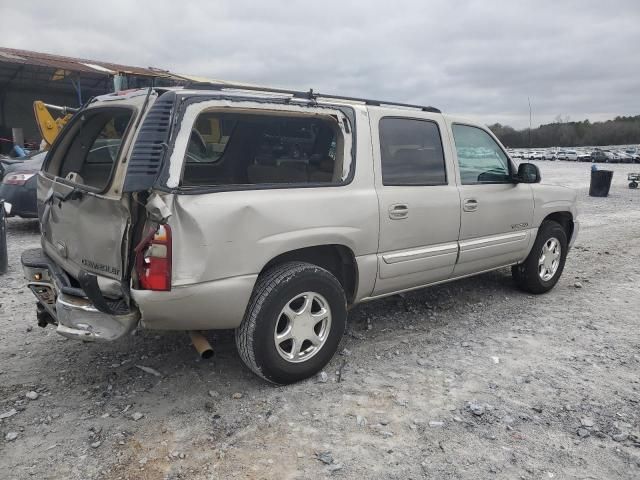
516;162;541;183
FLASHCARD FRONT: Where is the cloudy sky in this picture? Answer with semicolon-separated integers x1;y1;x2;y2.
2;0;639;128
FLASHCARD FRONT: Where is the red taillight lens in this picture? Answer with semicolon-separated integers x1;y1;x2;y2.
135;224;172;291
3;172;36;185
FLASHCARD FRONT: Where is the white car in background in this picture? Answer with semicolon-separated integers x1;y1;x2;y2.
565;150;578;161
577;152;592;162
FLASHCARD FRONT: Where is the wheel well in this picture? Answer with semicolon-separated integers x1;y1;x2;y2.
261;245;358;304
543;212;574;242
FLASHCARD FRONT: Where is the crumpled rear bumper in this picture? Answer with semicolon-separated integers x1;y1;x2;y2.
21;248;139;342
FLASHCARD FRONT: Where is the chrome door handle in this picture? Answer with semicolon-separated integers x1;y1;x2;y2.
463;199;478;212
389;204;409;219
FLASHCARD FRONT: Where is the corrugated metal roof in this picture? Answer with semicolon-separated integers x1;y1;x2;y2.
0;47;182;79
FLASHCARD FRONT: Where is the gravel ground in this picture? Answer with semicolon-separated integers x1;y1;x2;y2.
1;161;639;479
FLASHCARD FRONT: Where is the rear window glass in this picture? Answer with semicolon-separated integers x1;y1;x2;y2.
379;118;447;186
182;111;346;187
47;108;132;191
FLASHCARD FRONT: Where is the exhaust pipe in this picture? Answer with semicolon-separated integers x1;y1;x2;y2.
189;331;214;359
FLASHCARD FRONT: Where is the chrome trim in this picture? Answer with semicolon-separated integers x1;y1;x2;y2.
382;243;459;264
57;294;100;313
459;231;527;250
55;293;139;342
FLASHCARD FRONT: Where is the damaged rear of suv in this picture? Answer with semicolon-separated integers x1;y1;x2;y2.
23;85;364;383
23;90;145;341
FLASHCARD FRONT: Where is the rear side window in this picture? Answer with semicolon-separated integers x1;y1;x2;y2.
47;108;132;191
379;118;447;186
182;111;346;187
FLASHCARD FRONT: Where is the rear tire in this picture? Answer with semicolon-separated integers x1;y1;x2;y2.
235;262;347;384
512;220;568;294
630;181;638;189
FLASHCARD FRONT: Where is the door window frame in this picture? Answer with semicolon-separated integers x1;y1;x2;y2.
378;116;449;187
451;122;516;185
156;97;357;194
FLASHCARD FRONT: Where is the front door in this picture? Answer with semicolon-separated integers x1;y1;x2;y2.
448;123;534;276
370;110;461;296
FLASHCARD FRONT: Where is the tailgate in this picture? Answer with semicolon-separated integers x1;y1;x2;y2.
37;91;156;295
39;178;131;283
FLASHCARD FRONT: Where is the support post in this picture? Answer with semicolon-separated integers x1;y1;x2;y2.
0;201;8;275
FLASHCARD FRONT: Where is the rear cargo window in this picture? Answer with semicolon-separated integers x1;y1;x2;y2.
181;111;345;187
47;108;132;191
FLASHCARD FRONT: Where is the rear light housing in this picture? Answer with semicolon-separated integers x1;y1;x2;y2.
3;172;36;185
135;224;172;291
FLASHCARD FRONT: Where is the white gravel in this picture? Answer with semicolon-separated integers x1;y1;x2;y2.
1;160;639;479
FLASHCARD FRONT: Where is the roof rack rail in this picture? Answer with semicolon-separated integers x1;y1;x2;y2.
183;81;441;113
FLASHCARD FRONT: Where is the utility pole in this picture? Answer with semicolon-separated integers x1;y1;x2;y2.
528;96;532;148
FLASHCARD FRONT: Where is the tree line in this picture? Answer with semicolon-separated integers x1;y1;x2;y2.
488;115;640;148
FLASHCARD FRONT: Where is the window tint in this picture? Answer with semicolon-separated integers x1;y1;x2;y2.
52;108;132;191
182;112;346;187
452;124;512;184
379;118;447;186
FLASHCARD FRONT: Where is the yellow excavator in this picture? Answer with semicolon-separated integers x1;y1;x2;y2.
32;101;78;149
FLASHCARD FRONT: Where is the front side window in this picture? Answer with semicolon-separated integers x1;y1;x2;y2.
181;111;346;187
452;124;512;184
48;108;132;191
379;118;447;186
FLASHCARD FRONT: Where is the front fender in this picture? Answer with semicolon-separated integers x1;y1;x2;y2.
532;184;579;227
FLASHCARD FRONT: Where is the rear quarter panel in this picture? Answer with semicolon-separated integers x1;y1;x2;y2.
136;105;379;329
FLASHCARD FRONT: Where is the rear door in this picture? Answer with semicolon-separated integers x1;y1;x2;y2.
369;109;461;296
38;92;152;295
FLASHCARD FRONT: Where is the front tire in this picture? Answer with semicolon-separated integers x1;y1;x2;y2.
512;220;568;294
235;262;347;384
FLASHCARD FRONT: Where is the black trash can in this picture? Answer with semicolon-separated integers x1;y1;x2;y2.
589;170;613;197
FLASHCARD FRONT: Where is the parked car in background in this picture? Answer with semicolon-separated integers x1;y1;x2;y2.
564;150;578;161
577;152;592;162
0;151;46;218
591;150;615;163
615;151;633;163
0;156;27;179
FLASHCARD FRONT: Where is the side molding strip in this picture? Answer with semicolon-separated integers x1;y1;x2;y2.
459;231;527;250
382;243;459;264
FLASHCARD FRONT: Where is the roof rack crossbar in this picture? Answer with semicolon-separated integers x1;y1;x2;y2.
183;81;441;113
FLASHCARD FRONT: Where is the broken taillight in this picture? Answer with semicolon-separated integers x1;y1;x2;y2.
135;224;172;291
